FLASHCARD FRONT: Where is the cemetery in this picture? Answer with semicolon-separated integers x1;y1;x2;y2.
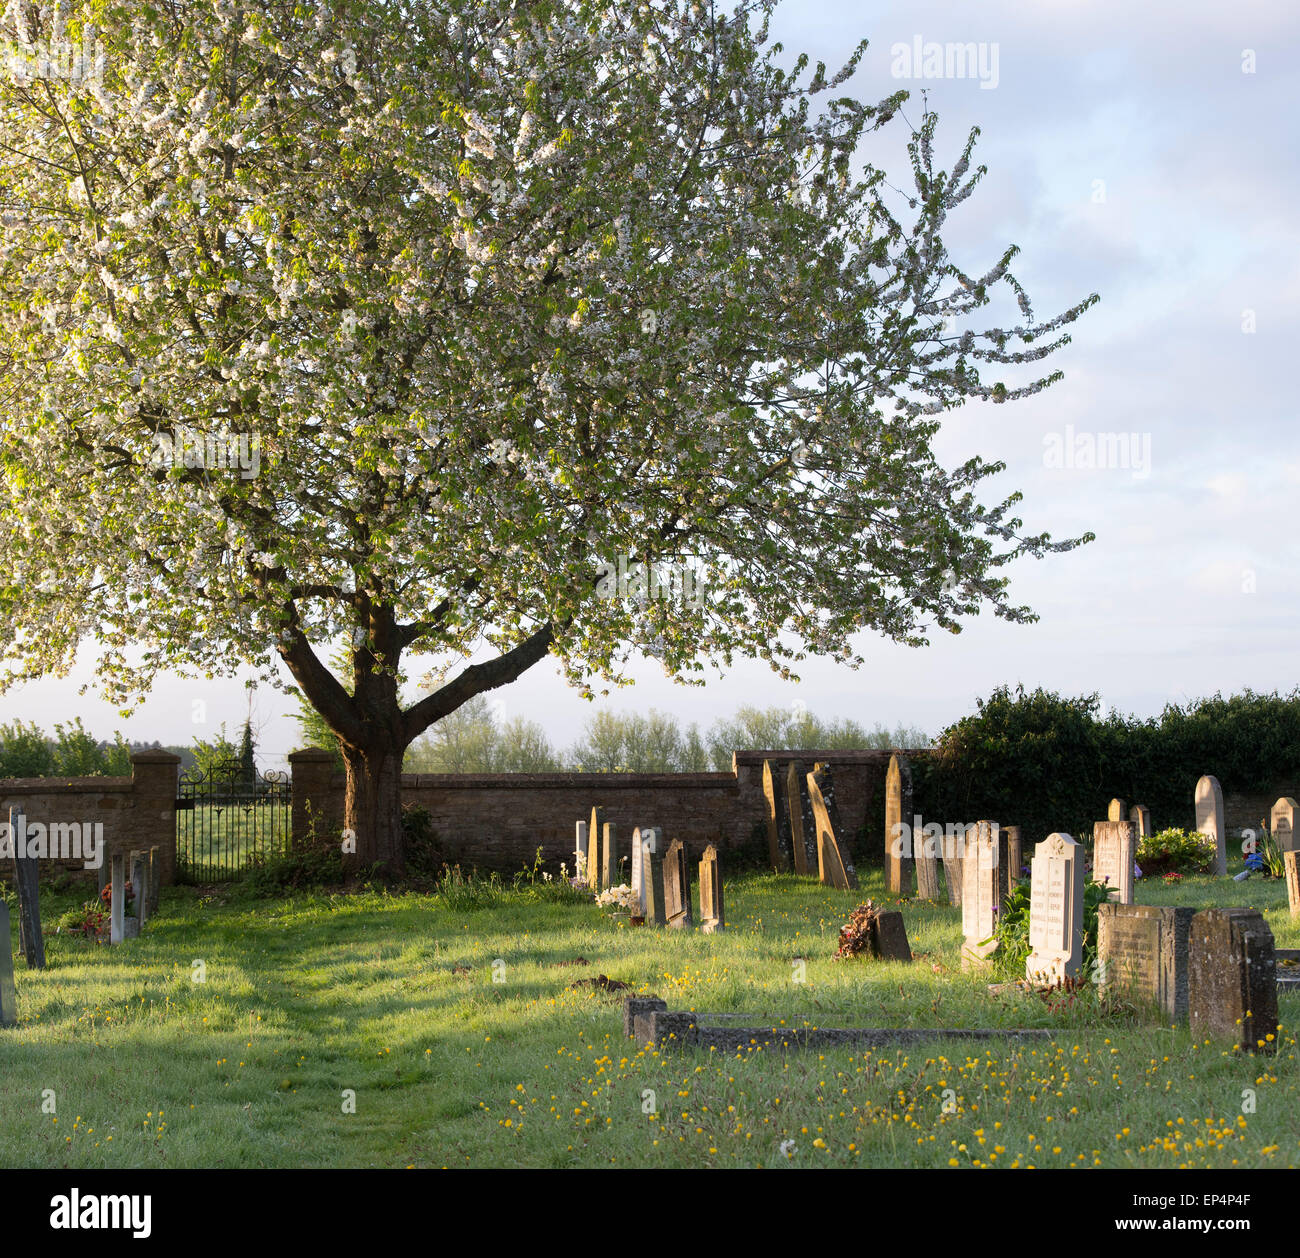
0;0;1292;1211
2;739;1299;1170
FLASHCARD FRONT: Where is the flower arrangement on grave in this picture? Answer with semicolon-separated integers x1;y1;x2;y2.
99;879;135;913
595;883;637;911
57;900;109;940
834;901;882;959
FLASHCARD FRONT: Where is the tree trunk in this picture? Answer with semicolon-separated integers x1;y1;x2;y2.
342;743;405;876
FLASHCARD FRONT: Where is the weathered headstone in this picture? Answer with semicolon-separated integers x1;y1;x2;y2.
631;825;661;917
642;838;667;927
785;760;816;876
600;822;619;891
811;764;856;886
1285;851;1300;920
1097;904;1194;1019
1026;832;1084;983
761;760;790;872
806;771;857;890
1000;825;1023;897
109;852;126;945
698;844;724;933
574;820;589;880
8;807;45;969
1188;908;1278;1053
131;853;150;929
1194;775;1227;875
1107;798;1126;823
961;821;1001;968
1092;821;1136;904
1129;804;1152;840
873;910;912;962
915;819;943;901
1271;797;1297;853
587;806;604;890
663;839;693;928
941;826;964;907
0;901;16;1027
884;754;913;896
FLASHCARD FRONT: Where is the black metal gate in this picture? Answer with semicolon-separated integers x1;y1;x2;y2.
176;761;291;882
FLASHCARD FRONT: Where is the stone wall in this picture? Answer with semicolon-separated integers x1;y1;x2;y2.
290;747;910;873
0;750;181;886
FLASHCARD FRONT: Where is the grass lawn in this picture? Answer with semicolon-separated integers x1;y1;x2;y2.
1;867;1297;1169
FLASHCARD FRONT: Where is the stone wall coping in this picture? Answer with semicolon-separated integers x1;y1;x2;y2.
0;776;133;794
129;750;182;765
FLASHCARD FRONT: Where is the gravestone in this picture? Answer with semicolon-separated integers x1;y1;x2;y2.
630;826;644;913
1001;825;1023;896
575;820;588;880
8;806;45;969
884;754;913;896
806;771;857;890
131;853;150;929
587;806;605;890
915;820;943;901
761;760;790;872
147;847;161;917
1188;908;1277;1053
663;839;692;928
1285;851;1300;920
961;821;1001;967
941;827;964;907
1107;798;1126;823
642;838;667;927
1097;904;1194;1019
785;761;816;875
600;822;619;891
1194;775;1227;875
1271;797;1297;853
811;764;857;886
1026;832;1084;983
1129;804;1152;840
109;852;126;945
1092;821;1136;904
873;910;912;962
698;844;724;933
0;901;16;1027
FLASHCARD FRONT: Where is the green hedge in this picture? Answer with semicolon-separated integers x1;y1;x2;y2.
912;685;1300;847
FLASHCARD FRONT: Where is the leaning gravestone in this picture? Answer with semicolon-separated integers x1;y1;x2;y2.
811;764;857;885
698;844;725;933
1271;797;1297;853
1129;804;1152;840
1097;904;1194;1020
961;822;1001;968
663;839;693;929
761;760;790;872
1194;775;1227;875
1107;798;1126;823
873;910;913;962
587;806;605;890
941;826;964;908
575;820;589;881
1188;908;1278;1053
109;852;126;945
1092;821;1136;904
8;806;45;969
806;771;857;890
0;901;16;1027
884;754;913;896
915;821;943;901
786;760;816;876
1026;832;1084;983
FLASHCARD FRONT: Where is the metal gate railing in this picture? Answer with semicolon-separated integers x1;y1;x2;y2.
176;761;291;882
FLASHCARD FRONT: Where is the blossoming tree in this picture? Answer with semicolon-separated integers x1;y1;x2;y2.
0;0;1097;870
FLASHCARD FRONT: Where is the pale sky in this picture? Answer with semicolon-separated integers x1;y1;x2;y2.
3;0;1297;767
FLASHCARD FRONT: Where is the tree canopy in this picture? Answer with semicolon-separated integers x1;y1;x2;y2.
0;0;1096;867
